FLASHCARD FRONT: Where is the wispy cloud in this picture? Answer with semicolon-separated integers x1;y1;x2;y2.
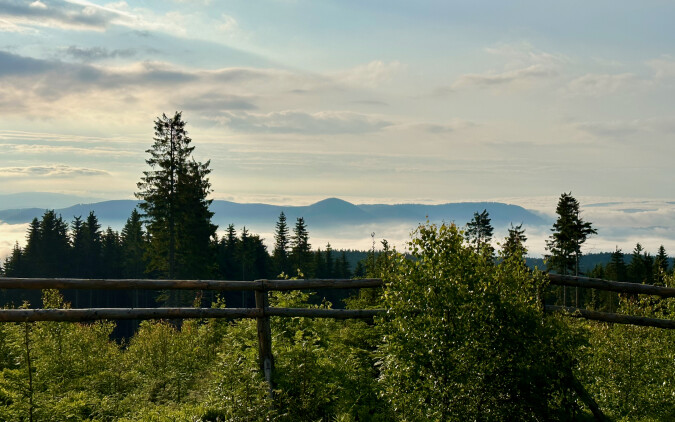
452;64;557;89
218;110;392;134
403;120;477;134
447;43;564;91
647;55;675;81
63;45;137;61
0;165;109;177
564;73;639;97
0;0;132;31
179;92;258;113
335;60;404;88
0;142;139;157
573;117;675;139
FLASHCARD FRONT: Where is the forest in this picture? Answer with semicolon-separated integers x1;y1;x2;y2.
0;113;674;421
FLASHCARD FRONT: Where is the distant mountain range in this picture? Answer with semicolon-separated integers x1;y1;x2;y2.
0;192;102;210
0;196;549;230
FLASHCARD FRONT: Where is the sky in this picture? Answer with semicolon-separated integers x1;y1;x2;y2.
1;1;675;258
1;0;674;205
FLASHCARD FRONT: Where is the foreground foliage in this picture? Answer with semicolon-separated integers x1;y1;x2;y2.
0;223;674;420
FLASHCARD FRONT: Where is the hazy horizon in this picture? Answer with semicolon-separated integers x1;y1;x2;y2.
1;192;675;262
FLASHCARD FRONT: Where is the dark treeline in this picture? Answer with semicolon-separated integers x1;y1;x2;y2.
577;244;672;313
0;210;361;308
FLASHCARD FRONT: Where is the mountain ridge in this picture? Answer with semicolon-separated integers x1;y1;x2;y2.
0;197;549;229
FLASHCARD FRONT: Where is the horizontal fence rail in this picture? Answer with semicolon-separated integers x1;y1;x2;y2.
545;305;675;330
548;274;675;298
0;277;384;291
0;276;386;399
546;274;675;329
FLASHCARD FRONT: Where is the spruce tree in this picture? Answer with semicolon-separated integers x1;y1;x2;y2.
654;245;669;283
643;253;655;284
82;211;102;278
545;193;596;276
3;243;24;277
70;216;86;277
501;223;527;260
272;212;290;277
22;218;40;277
606;247;627;282
465;209;494;258
237;227;252;281
136;111;217;279
313;248;325;278
336;251;351;279
35;211;70;277
324;243;334;278
290;217;311;277
217;224;238;280
120;209;147;279
101;227;122;279
628;243;647;283
545;193;596;307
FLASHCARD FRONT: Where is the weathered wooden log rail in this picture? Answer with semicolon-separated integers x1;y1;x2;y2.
0;276;386;391
0;273;666;420
0;277;383;291
547;273;675;329
548;274;675;298
545;305;675;329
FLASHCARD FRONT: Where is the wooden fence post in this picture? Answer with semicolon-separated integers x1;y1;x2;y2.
255;280;274;396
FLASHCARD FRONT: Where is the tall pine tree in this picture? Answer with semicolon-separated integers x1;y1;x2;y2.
120;209;147;279
545;193;596;276
290;217;311;277
136;112;217;279
272;212;291;277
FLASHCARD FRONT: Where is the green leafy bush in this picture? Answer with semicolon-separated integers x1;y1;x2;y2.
377;222;584;421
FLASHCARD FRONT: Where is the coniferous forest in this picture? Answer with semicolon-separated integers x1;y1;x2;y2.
1;113;675;420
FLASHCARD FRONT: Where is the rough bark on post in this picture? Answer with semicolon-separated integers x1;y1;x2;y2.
255;280;274;396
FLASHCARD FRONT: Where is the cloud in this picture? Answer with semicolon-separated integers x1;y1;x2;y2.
0;0;131;31
0;142;138;157
647;56;675;80
0;165;109;177
219;110;392;134
0;50;327;122
450;43;564;90
405;120;476;134
63;45;137;61
452;64;557;89
573;117;675;139
0;16;35;32
179;93;257;112
574;120;641;139
565;73;639;97
0;51;197;94
336;60;404;88
484;43;567;68
350;99;388;106
0;222;29;261
0;50;55;75
218;14;238;33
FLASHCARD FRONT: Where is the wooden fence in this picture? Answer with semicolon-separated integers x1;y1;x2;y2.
0;272;672;415
1;273;672;421
546;274;675;329
0;277;386;387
